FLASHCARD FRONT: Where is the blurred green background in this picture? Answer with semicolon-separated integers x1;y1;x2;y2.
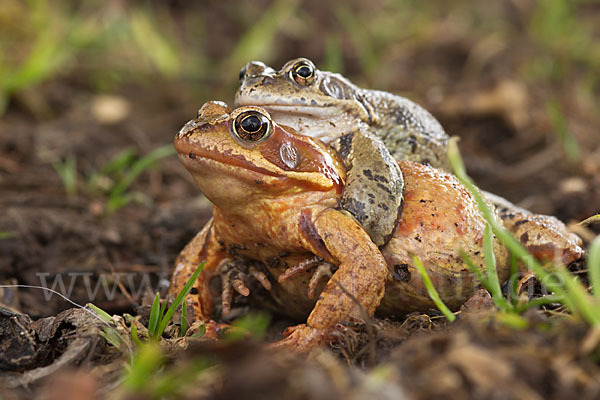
2;0;599;113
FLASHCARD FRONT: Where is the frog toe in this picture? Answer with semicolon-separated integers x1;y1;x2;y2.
268;324;328;352
220;264;248;315
249;264;272;291
278;255;323;282
220;260;272;315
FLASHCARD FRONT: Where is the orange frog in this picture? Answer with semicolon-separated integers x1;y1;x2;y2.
170;101;583;351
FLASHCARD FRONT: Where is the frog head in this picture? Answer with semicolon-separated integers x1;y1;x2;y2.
175;101;344;211
235;58;374;143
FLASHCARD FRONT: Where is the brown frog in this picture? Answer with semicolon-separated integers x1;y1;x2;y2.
169;101;584;351
236;58;449;246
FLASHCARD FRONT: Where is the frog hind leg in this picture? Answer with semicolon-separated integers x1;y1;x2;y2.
331;130;404;246
270;209;388;351
483;191;584;264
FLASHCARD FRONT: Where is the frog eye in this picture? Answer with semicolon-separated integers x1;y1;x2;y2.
290;61;315;86
232;111;272;142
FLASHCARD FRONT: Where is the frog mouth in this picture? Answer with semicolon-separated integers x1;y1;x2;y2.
174;139;286;181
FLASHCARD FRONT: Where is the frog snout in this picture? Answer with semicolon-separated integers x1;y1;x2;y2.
239;65;248;81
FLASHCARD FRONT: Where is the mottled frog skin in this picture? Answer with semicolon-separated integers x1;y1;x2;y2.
236;58;449;245
169;101;584;352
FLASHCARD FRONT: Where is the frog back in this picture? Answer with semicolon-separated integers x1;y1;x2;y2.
360;90;450;169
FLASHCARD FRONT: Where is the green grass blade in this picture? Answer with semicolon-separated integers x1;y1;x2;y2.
589;235;600;299
106;144;175;213
124;343;164;390
148;292;161;338
555;267;600;324
579;214;600;227
87;303;113;323
125;314;144;346
180;300;188;337
159;297;167;319
99;326;122;350
483;224;511;311
52;155;78;197
130;321;142;347
413;255;456;322
155;263;204;339
448;138;600;325
460;251;489;288
515;295;561;313
108;145;174;207
509;253;520;306
86;304;123;349
100;148;137;175
461;250;513;311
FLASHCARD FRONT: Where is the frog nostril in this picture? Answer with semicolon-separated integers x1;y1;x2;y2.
239;65;247;81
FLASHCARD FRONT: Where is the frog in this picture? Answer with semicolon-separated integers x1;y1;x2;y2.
235;57;449;246
169;101;584;351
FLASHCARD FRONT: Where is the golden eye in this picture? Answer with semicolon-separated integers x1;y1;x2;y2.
289;61;315;86
232;111;272;142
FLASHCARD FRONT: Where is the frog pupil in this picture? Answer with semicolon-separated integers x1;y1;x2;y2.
296;65;312;78
241;115;261;132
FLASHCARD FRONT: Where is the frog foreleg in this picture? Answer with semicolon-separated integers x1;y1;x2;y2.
331;131;404;246
272;209;387;351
